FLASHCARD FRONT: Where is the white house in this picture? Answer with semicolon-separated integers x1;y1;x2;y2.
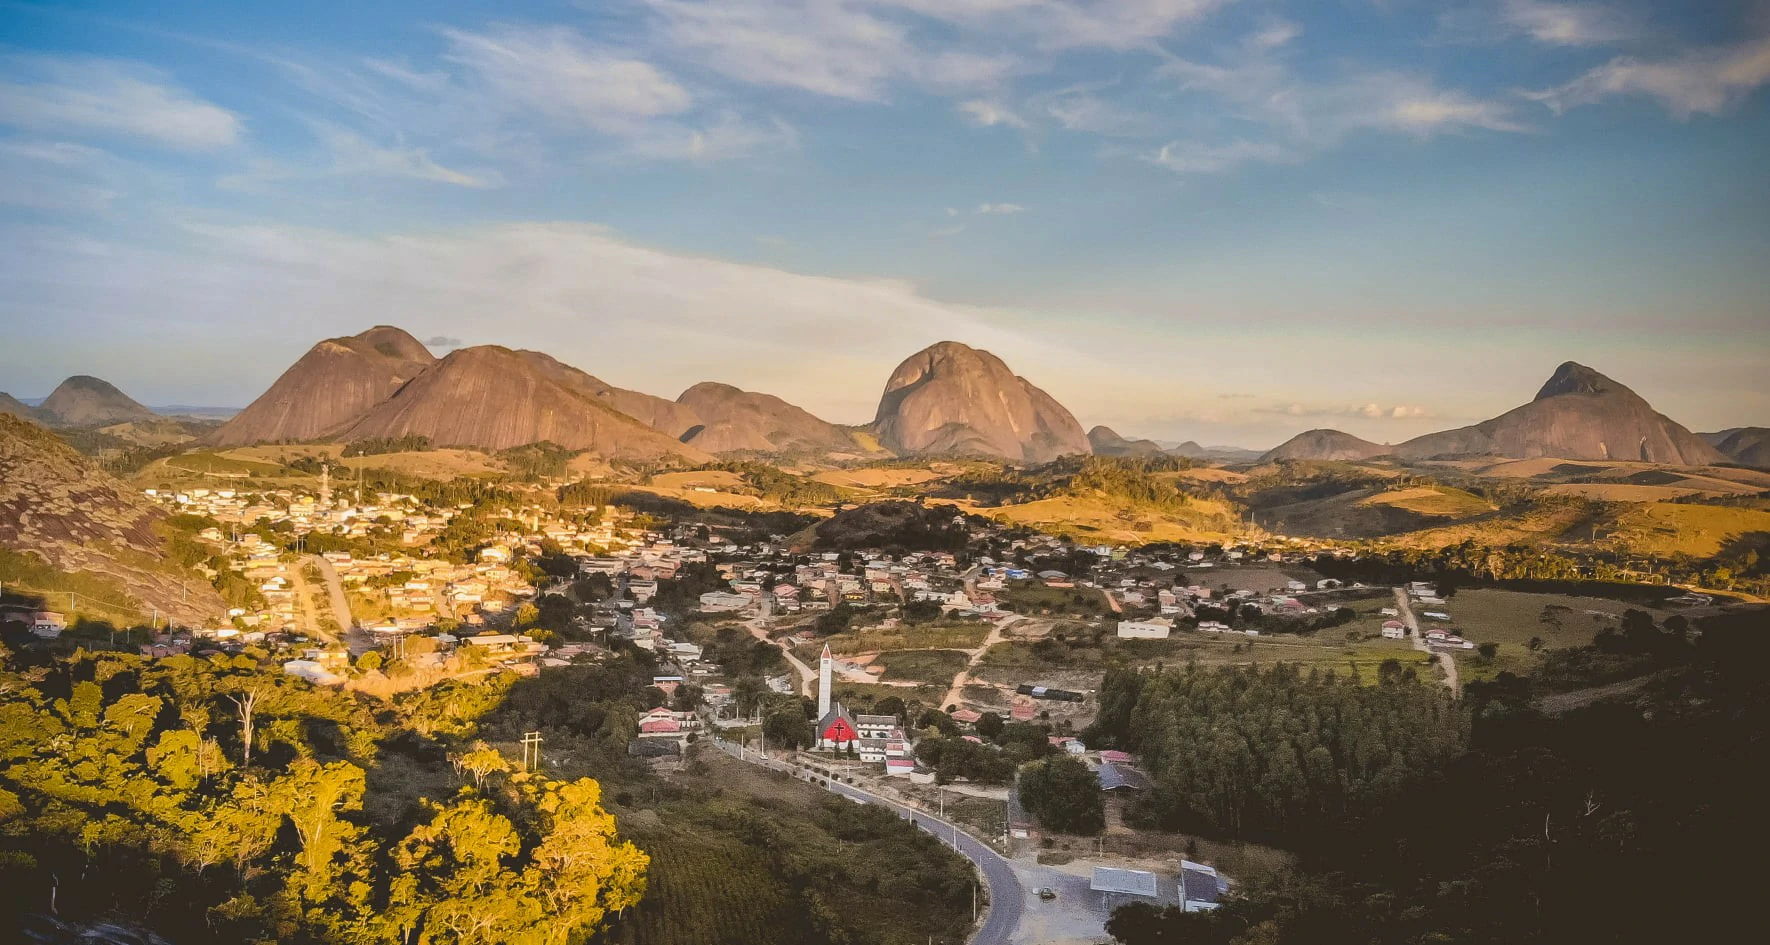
1381;620;1407;640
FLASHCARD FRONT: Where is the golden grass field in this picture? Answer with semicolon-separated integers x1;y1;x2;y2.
963;493;1241;544
1605;502;1770;558
650;469;747;490
1160;467;1248;484
809;467;946;490
1360;485;1495;517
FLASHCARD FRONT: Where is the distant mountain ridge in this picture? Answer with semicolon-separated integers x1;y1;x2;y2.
1712;427;1770;467
1261;362;1724;466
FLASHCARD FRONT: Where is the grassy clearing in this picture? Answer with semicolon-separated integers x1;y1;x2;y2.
810;467;945;490
969;493;1241;545
832;679;941;707
821;620;990;656
872;649;970;686
1605;502;1770;558
1362;486;1494;517
999;581;1112;616
164;450;288;476
651;469;748;490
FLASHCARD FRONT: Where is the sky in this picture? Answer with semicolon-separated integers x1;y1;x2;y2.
1;0;1767;448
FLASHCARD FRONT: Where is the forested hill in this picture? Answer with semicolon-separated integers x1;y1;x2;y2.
0;647;647;944
1103;612;1770;945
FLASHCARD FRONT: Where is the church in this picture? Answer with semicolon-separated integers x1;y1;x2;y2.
813;645;908;760
813;644;859;750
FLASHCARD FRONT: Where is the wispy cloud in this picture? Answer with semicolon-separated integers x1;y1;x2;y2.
1499;0;1641;47
958;98;1029;128
1524;35;1770;118
220;122;501;190
1149;139;1288;173
441;25;691;132
976;202;1026;214
425;335;463;348
0;55;240;151
1259;402;1436;420
0;140;124;212
1149;25;1527;174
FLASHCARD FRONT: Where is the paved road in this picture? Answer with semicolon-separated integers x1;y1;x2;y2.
1394;587;1458;694
711;738;1023;945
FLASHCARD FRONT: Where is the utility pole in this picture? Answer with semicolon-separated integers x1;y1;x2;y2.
521;731;543;772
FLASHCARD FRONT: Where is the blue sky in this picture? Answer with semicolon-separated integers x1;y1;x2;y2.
1;0;1767;447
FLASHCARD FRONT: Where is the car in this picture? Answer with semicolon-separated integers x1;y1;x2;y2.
1035;887;1057;901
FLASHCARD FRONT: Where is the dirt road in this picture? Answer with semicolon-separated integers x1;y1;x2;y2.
939;616;1020;710
745;616;817;696
1395;587;1458;694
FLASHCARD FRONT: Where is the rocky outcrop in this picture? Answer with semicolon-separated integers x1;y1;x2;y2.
1259;429;1389;463
36;376;154;426
1088;426;1166;457
210;326;435;446
873;341;1090;463
0;415;225;626
676;382;860;454
1394;362;1723;465
338;346;710;462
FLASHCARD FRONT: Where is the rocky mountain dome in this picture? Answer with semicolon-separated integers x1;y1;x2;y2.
209;326;435;446
1088;426;1167;457
36;376;155;427
873;341;1090;463
338;346;709;462
1259;429;1389;463
1393;362;1723;465
675;382;862;454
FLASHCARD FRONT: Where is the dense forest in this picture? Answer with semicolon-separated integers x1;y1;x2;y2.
1106;612;1770;945
0;647;645;944
1085;664;1468;847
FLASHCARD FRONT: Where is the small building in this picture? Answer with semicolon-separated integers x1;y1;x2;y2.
1381;620;1407;640
1097;761;1153;792
30;611;66;639
1091;867;1159;899
1116;617;1173;640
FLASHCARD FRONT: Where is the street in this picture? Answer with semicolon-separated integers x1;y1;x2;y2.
710;738;1024;945
1394;586;1459;694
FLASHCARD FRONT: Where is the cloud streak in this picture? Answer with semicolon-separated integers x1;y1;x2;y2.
0;55;240;151
1524;35;1770;118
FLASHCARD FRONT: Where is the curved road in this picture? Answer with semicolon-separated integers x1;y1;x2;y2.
711;738;1022;945
1394;587;1459;694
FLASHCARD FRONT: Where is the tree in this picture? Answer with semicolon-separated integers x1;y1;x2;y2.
1019;755;1105;835
764;708;809;750
976;711;1005;739
227;683;265;768
356;650;383;672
